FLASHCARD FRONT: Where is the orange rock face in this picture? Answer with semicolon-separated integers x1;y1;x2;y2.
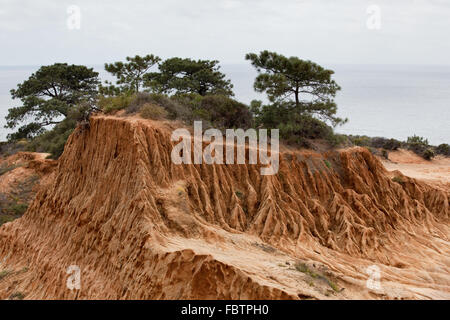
0;116;448;299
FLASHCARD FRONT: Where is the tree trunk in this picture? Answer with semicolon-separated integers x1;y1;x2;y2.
295;87;299;108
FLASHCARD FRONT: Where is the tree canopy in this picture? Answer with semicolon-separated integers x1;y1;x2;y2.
101;54;161;94
5;63;99;140
3;52;351;157
145;58;234;96
246;51;345;126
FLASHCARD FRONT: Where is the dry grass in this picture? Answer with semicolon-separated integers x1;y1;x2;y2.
295;262;341;292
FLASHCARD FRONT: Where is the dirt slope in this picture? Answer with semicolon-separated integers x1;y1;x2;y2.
0;115;448;299
381;149;450;190
0;152;56;227
0;152;55;193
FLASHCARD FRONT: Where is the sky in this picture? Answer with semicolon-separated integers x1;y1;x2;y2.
1;0;449;66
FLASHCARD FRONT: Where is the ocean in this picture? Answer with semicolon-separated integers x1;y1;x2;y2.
0;64;449;145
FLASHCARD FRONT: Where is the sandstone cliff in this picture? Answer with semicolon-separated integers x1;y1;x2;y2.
0;115;448;299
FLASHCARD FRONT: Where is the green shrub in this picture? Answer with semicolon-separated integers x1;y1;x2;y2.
126;93;192;121
253;100;345;147
406;135;434;160
191;108;211;122
171;93;203;111
148;94;192;121
0;140;27;157
98;94;134;113
277;115;337;147
436;143;450;156
140;103;168;120
385;138;402;150
348;136;402;151
195;95;253;129
407;135;428;145
126;92;160;114
26;118;76;159
422;148;435;161
24;101;102;159
371;137;402;150
277;123;312;147
327;133;347;147
350;135;371;147
235;190;243;199
157;94;254;130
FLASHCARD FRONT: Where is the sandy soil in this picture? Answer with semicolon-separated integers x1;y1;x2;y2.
381;149;450;189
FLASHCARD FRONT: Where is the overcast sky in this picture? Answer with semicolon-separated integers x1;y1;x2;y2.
1;0;449;66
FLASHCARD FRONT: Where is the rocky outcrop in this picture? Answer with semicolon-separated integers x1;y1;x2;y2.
0;116;448;299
